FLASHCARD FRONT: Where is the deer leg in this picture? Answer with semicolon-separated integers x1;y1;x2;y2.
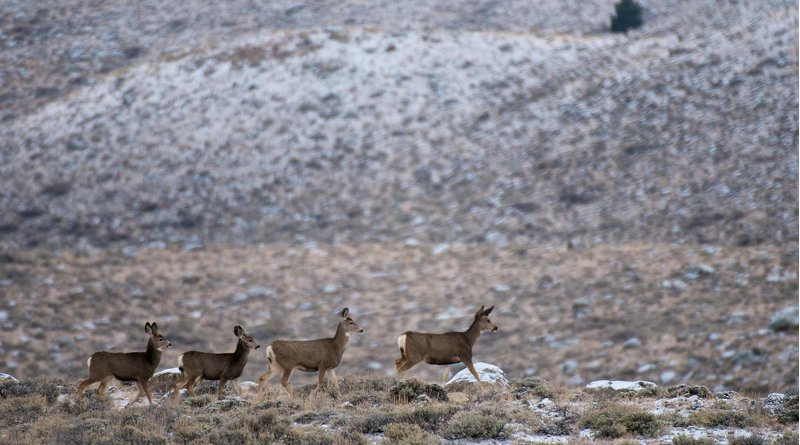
396;357;419;374
142;381;154;405
315;368;327;393
280;369;294;397
173;375;190;400
76;377;100;399
232;380;243;397
460;358;486;391
216;378;228;400
257;366;275;396
130;381;146;405
97;376;113;397
329;369;339;389
186;376;201;396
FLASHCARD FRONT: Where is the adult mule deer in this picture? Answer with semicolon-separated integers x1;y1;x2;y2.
76;322;172;405
257;307;363;397
173;325;260;400
395;305;497;384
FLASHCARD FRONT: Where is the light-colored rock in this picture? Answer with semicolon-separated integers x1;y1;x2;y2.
445;362;508;391
0;373;19;382
762;393;788;415
586;380;657;391
768;306;798;331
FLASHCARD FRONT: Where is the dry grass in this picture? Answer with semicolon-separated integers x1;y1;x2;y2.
0;375;795;445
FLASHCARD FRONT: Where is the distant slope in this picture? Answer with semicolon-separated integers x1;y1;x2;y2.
0;1;797;249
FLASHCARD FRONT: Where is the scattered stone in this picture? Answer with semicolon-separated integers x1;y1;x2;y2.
660;371;677;384
762;393;787;415
561;360;578;373
181;272;201;285
321;283;338;294
768;305;798;331
766;266;797;283
623;337;642;349
715;390;737;399
637;363;656;373
432;243;449;255
662;279;688;291
445;362;508;392
0;373;19;382
414;394;432;403
491;283;511;292
667;384;712;399
239;381;259;393
586;380;657;391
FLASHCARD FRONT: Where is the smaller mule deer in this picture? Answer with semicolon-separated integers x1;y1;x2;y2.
76;322;172;405
173;325;260;400
395;305;497;384
257;307;363;397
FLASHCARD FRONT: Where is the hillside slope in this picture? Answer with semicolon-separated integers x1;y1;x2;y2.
0;1;797;249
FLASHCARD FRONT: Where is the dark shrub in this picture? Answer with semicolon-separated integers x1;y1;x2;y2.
610;0;643;33
579;406;661;438
440;410;506;439
389;379;448;403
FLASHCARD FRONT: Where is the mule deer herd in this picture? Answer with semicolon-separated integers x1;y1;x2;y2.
76;305;497;405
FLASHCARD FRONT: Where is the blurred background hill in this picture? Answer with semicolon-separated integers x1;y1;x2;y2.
0;0;797;392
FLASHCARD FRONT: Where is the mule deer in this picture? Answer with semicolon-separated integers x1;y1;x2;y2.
76;322;172;405
395;305;497;384
172;325;260;400
257;307;363;396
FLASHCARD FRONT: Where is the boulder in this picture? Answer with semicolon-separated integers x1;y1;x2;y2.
445;362;508;392
768;306;798;331
762;392;787;415
586;380;657;392
0;373;18;383
149;367;182;394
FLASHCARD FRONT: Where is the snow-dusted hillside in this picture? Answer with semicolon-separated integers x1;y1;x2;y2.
1;3;797;248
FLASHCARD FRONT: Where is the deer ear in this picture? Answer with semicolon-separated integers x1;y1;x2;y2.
340;307;350;318
145;322;152;334
234;325;244;337
475;305;485;318
482;305;495;316
150;322;158;333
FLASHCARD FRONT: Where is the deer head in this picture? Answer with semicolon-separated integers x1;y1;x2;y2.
474;305;498;332
234;324;260;349
339;307;364;335
146;322;172;351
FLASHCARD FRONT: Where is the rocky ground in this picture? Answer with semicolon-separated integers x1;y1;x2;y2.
1;242;796;394
0;371;797;444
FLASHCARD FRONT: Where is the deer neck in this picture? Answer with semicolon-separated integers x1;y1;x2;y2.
332;322;349;351
145;338;162;367
232;339;251;364
464;318;482;346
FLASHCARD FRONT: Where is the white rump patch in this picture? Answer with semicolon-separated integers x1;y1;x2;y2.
178;354;184;368
397;334;407;354
265;345;274;363
87;357;92;369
